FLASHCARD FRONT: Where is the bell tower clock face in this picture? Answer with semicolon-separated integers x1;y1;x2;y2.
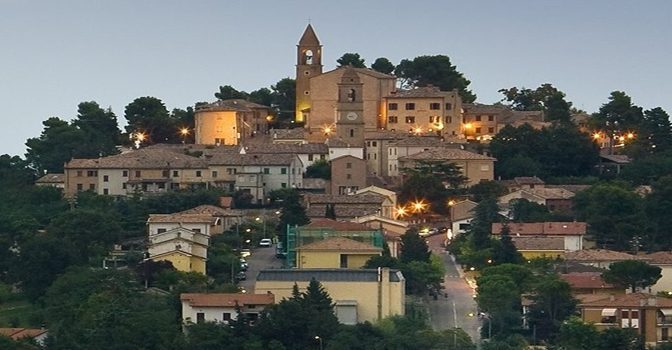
346;112;358;121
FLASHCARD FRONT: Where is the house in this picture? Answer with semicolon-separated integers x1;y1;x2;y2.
498;187;576;214
304;193;390;220
491;222;586;252
510;236;566;259
354;186;397;219
364;130;408;177
194;99;271;145
381;86;463;138
255;268;404;324
296;236;382;269
499;176;545;193
397;148;496;186
0;328;48;345
564;249;638;269
448;199;478;238
147;213;216;274
350;214;408;258
386;136;446;177
270;128;307;144
180;293;275;325
641;252;672;293
242;142;328;168
461;103;508;141
35;173;65;189
576;293;672;346
559;272;623;295
330;155;367;195
175;204;243;233
598;154;631;175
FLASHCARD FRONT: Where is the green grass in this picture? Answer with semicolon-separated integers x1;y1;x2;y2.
0;300;41;327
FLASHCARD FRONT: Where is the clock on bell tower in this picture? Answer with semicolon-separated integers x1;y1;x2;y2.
335;66;365;147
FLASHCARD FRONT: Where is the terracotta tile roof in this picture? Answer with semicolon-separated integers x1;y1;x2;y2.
325;137;351;148
564;249;638;262
642;251;672;265
209;153;297;166
195;99;270;112
180;293;274;307
271;128;306;140
297;236;381;252
492;222;586;236
364;130;409;140
306;193;386;205
177;205;243;217
257;268;403;282
451;200;478;221
35;173;65;183
306;206;380;219
147;213;218;225
600;154;631;164
385;86;458;98
560;272;615;290
399;148;495;161
523;187;576;199
242;143;328;155
513;176;545;185
0;328;48;340
463;103;509;115
352;67;395;79
577;293;672;308
303;218;374;231
66;148;208;169
390;136;445;147
511;236;564;251
545;184;591;194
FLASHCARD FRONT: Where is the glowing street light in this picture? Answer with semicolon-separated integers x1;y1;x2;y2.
413;127;422;134
412;200;426;213
592;132;601;140
395;206;407;219
626;132;635;139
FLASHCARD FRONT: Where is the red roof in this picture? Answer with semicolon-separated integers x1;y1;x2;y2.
180;293;275;307
0;328;48;340
492;222;586;236
560;272;616;290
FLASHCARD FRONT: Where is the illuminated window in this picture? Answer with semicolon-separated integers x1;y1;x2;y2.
405;116;415;124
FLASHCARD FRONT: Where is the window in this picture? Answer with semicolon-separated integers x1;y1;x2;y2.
475;127;482;134
340;254;348;268
488;127;495;133
346;174;352;180
372;141;377;147
77;183;83;191
405;116;415;124
103;175;109;182
350;129;354;137
122;170;128;177
475;115;482;121
212;171;218;178
77;170;83;177
223;313;231;321
663;328;670;341
263;168;270;174
135;170;141;177
227;168;236;175
445;103;452;110
320;154;325;160
193;228;201;233
488;115;494;121
429;116;440;123
445;116;452;124
173;170;179;177
103;188;109;195
430;103;441;110
196;313;205;324
87;170;97;177
308;154;314;161
388;116;398;123
281;183;287;188
196;171;202;177
346;162;352;169
480;165;490;171
89;184;95;190
158;183;165;189
122;183;127;190
405;103;415;110
281;168;287;175
162;170;169;177
157;228;166;234
388;103;398;110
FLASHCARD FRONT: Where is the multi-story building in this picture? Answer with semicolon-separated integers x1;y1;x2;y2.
195;99;271;145
382;86;463;138
241;142;328;168
397;148;496;186
330;155;366;195
461;103;507;141
364;130;407;177
386;136;452;177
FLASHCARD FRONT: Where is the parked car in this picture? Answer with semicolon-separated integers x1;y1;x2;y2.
259;238;272;247
235;271;247;281
240;259;248;271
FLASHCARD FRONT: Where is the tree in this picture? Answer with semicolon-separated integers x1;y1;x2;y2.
468;180;507;202
527;275;577;342
591;91;644;133
337;53;366;68
468;198;500;251
498;84;572;123
395;55;476;103
249;87;274;107
305;159;331;179
573;183;645;250
25;117;87;173
644;175;672;249
554;317;599;350
277;190;309;240
629;107;672;157
124;96;179;144
602;260;662;293
492;223;523;265
73;101;121;156
476;274;521;336
370;57;395;74
510;199;551;222
47;209;122;263
399;228;430;263
215;85;248;100
270;78;296;122
595;327;644;350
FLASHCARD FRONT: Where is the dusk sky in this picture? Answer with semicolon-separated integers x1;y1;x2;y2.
2;0;670;157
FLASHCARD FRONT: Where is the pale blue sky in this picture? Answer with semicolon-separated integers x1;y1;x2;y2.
1;0;670;157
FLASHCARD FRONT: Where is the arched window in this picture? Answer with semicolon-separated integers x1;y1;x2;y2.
347;89;356;102
304;50;313;65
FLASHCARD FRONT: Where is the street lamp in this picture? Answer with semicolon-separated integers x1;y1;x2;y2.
314;335;323;350
179;127;189;144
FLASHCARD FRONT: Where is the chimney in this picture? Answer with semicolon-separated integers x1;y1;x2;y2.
649;297;657;306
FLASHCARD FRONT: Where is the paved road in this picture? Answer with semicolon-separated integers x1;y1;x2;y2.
239;244;283;293
426;234;481;343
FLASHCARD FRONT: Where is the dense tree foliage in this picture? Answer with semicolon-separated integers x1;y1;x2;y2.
498;84;573;123
370;57;395;74
602;260;662;293
336;53;366;68
305;159;331;179
395;55;476;103
214;78;296;123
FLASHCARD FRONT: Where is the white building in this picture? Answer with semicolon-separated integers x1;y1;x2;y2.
180;293;275;325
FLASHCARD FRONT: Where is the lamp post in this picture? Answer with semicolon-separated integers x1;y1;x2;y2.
314;335;323;350
179;127;189;144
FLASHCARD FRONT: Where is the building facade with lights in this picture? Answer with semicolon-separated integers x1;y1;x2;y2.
194;99;271;146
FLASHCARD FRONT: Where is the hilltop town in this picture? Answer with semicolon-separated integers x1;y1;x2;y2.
1;24;672;350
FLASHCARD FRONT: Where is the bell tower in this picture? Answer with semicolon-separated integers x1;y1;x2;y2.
335;66;365;147
295;24;323;124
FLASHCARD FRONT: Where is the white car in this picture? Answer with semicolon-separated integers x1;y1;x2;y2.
259;238;272;247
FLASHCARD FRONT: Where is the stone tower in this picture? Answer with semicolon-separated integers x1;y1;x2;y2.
295;24;323;123
335;66;365;147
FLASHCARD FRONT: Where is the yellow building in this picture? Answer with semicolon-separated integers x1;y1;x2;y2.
511;236;565;260
255;268;405;324
296;236;382;269
147;214;215;274
195;99;271;145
